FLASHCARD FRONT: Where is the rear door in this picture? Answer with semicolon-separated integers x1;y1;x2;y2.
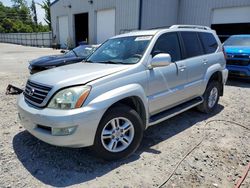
179;31;207;98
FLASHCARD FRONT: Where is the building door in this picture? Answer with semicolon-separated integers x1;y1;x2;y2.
97;9;115;44
75;13;89;46
58;16;69;48
211;6;250;42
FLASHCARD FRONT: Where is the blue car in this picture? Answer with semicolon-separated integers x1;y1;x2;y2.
29;45;98;74
223;35;250;79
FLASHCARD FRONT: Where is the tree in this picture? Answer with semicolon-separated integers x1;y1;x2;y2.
11;0;27;8
0;1;50;33
38;0;51;30
30;0;38;25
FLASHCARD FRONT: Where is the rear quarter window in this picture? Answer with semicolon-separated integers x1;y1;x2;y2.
198;32;218;54
180;32;204;58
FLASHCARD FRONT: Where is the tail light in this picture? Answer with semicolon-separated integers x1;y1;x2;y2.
222;47;227;60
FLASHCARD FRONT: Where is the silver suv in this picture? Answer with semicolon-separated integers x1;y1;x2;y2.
18;25;228;160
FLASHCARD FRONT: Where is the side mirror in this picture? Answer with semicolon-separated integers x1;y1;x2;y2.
150;53;172;68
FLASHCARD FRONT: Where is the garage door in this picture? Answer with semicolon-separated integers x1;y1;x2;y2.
58;16;69;48
211;6;250;42
212;6;250;24
97;9;115;44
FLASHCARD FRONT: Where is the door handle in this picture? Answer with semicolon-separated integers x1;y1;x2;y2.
178;65;186;72
202;59;208;65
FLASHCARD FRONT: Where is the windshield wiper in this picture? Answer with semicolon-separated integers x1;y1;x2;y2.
84;60;93;63
98;61;124;64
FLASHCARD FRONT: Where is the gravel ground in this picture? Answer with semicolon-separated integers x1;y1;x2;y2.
0;43;249;188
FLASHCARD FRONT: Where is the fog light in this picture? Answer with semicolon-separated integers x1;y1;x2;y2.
52;126;77;136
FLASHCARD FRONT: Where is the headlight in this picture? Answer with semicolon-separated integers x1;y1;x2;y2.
48;86;91;109
28;64;32;70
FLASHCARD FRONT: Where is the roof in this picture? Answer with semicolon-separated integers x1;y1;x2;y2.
111;29;162;39
111;25;213;39
230;35;250;38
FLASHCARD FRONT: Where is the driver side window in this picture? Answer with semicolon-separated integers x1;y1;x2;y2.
152;32;181;62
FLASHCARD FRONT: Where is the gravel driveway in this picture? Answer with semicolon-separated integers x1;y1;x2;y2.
0;43;249;188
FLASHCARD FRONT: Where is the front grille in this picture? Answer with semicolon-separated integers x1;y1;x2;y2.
233;55;250;59
227;53;250;59
227;60;250;66
24;80;52;106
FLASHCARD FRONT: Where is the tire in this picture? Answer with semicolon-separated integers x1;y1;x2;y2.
197;81;220;114
93;105;144;160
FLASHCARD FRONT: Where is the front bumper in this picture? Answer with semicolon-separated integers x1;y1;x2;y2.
17;93;105;148
226;65;250;78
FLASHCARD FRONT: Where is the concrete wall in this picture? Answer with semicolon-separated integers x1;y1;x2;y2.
0;32;52;47
50;0;140;45
141;0;179;29
178;0;250;26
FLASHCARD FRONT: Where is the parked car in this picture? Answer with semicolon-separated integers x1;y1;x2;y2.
18;25;228;160
28;45;98;74
223;35;250;79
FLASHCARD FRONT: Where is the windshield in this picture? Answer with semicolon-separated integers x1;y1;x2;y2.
224;36;250;46
66;45;96;58
86;36;152;64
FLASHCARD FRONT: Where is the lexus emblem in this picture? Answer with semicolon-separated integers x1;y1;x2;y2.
28;88;35;96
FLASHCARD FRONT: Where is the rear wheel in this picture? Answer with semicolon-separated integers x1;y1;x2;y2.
197;81;220;114
93;105;143;160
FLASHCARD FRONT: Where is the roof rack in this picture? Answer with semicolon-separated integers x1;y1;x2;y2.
170;25;211;30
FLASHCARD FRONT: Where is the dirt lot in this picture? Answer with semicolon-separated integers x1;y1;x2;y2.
0;43;249;188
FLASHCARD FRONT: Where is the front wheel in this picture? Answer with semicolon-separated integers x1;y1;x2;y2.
93;105;144;160
197;81;220;114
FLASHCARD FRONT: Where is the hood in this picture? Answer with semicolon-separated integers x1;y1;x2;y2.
30;54;80;67
29;63;129;87
224;46;250;55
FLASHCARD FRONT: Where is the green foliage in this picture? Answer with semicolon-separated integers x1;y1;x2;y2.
0;0;50;33
38;0;51;30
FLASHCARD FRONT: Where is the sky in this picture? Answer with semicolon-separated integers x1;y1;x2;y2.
0;0;46;24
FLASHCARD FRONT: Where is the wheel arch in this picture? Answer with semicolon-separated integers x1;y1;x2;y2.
207;71;224;96
104;96;147;130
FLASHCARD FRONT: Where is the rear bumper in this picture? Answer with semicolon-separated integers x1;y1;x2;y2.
222;68;229;84
226;65;250;77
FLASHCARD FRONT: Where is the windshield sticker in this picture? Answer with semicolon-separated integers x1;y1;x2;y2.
135;36;152;41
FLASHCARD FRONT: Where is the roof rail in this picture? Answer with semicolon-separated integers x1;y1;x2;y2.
170;25;211;30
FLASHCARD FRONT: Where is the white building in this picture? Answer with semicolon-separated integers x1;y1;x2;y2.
50;0;250;47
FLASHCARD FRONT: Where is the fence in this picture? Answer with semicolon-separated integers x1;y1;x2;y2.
0;32;53;47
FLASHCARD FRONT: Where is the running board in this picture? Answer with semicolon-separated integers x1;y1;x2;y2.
149;97;203;126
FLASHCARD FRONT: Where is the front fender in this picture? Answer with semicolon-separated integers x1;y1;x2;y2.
88;84;149;125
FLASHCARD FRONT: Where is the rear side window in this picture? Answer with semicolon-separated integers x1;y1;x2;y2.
152;32;181;62
198;32;218;54
180;32;204;58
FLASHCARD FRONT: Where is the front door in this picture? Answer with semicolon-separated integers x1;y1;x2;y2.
147;32;188;115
